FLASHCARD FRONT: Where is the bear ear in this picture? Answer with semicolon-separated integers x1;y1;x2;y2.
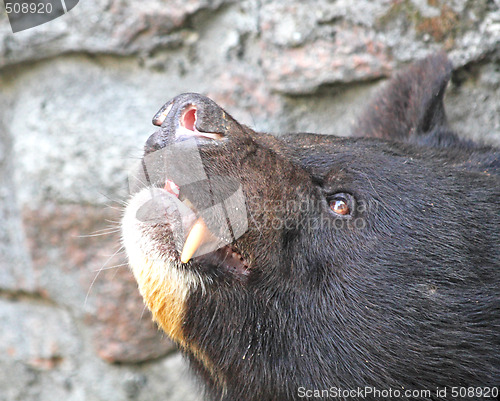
352;52;453;142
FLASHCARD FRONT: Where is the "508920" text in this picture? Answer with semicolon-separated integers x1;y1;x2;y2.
5;2;54;14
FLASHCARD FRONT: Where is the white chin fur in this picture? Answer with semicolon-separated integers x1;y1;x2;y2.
121;188;201;342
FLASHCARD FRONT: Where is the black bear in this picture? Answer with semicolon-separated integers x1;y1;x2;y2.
121;53;499;401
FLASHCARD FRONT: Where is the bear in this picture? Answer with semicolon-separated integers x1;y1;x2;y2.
121;52;499;401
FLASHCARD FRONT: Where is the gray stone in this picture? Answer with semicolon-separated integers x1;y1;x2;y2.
0;298;80;367
8;57;163;205
258;0;500;94
129;353;203;401
0;301;201;400
259;1;394;94
377;0;500;66
446;61;500;146
277;82;384;137
0;100;35;293
0;0;234;68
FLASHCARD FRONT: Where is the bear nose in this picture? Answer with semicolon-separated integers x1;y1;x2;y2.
144;93;233;156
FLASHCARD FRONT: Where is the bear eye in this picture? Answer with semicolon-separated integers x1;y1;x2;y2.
330;198;350;215
326;192;355;217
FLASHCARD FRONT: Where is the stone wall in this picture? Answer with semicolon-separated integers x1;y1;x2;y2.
0;1;498;400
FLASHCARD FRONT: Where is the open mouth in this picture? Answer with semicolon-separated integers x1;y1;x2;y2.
134;100;251;277
163;178;251;276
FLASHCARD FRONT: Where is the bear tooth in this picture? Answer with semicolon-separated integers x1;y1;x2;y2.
181;218;210;263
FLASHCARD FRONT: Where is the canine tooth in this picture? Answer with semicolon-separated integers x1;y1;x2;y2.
181;218;210;263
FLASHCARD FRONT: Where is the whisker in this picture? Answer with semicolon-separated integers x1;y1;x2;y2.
85;245;125;306
77;229;121;238
93;225;120;232
104;219;122;225
111;263;123;280
129;169;152;191
97;191;128;205
93;262;129;272
105;204;126;211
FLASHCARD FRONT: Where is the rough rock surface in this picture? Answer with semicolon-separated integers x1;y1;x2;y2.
0;0;499;400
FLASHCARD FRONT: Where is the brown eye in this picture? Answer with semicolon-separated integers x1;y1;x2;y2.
331;199;350;215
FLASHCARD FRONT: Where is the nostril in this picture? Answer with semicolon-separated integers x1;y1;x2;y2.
182;106;197;131
177;104;224;141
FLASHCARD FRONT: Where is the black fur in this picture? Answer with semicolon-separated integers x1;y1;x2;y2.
141;53;499;400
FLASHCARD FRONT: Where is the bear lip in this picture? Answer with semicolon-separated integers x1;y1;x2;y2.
194;244;251;278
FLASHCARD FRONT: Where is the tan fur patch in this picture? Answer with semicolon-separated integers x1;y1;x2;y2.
121;189;219;380
133;255;188;345
122;189;195;346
